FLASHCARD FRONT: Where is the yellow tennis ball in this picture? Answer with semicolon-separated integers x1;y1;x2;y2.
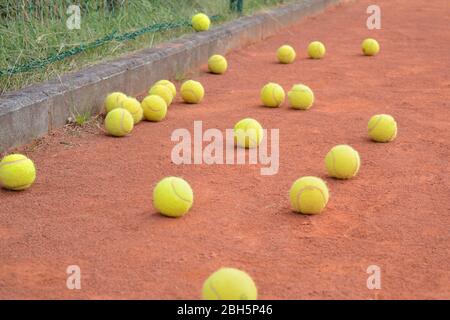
368;114;397;142
234;118;264;149
104;108;134;137
325;145;361;179
202;267;257;300
192;13;211;32
0;154;36;191
307;41;326;59
362;38;380;56
154;80;176;98
119;97;143;124
277;45;296;64
180;80;205;104
208;54;228;74
153;176;194;218
149;84;173;106
289;176;329;214
141;95;168;122
288;84;314;110
260;82;285;107
104;92;127;113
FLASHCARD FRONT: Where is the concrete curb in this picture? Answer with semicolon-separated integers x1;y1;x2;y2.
0;0;339;152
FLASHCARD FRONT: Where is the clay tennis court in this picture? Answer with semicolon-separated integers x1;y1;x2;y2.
1;0;449;299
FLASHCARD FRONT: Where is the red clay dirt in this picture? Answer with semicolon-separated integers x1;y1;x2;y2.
1;0;449;299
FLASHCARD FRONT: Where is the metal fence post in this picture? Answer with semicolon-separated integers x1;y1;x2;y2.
230;0;243;14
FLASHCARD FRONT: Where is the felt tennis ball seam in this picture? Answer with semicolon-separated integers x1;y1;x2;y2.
144;100;164;112
271;86;281;106
205;280;222;300
368;115;386;137
243;122;257;147
170;179;192;203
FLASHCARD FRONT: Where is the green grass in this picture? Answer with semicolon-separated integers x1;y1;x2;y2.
0;0;292;95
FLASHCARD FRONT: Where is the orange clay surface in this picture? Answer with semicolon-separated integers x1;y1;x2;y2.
1;0;449;299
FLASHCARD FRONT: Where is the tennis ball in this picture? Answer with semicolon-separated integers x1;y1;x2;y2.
154;80;176;98
192;13;211;32
202;267;257;300
0;154;36;191
153;176;194;218
208;54;228;74
180;80;205;104
141;95;168;122
277;45;296;64
120;97;143;124
289;176;329;215
288;84;314;110
260;82;285;107
362;38;380;56
368;114;397;142
149;84;173;106
234;118;264;149
307;41;326;59
104;108;134;137
104;92;127;113
325;145;360;179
